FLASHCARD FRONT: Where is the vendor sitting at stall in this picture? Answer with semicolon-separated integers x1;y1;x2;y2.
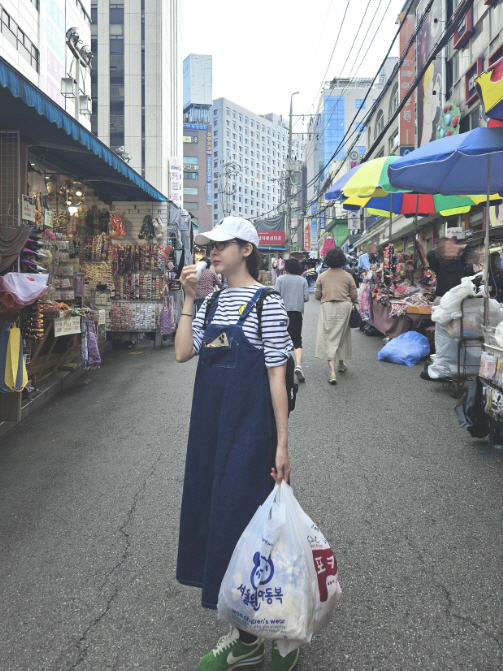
427;238;474;300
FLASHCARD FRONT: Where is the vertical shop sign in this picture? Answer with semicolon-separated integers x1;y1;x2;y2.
304;221;310;251
311;205;318;251
319;210;326;230
206;129;212;205
416;0;443;147
399;15;416;148
21;195;36;222
40;0;66;107
170;157;183;207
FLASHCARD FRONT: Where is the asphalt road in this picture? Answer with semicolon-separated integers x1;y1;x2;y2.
1;296;502;670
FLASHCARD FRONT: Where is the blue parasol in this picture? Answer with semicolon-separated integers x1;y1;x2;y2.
387;127;503;195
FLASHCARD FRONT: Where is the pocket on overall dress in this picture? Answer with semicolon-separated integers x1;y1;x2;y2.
200;334;239;369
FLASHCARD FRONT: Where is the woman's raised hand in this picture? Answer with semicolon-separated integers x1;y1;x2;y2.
180;264;198;298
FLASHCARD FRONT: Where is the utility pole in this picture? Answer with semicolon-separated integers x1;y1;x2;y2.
286;91;299;249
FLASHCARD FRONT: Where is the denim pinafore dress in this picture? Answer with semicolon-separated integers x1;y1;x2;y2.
176;287;278;609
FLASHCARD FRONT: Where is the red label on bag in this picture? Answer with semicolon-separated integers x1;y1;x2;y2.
312;548;338;602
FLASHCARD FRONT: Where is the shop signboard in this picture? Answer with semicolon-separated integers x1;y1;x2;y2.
348;211;360;231
183;123;208;130
206;130;212;204
21;195;36;222
170;156;183;207
310;220;318;251
44;209;53;229
183;135;198;143
319;210;326;230
40;0;66;107
258;231;285;246
98;310;106;325
304;222;310;251
399;14;416;148
446;226;464;239
399;146;414;156
416;0;443;147
54;316;81;337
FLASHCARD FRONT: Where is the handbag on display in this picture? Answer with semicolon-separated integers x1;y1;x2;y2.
0;322;28;393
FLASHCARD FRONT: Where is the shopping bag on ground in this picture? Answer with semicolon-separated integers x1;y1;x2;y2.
217;482;342;657
377;331;430;366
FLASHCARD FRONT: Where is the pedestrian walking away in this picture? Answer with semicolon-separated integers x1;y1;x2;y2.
174;216;298;670
276;257;309;382
271;251;280;287
258;254;268;285
194;258;223;313
315;247;358;385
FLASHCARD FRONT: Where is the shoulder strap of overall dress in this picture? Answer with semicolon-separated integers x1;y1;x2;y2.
253;287;281;340
202;290;222;329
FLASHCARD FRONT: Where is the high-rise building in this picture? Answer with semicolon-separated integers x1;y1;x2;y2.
305;59;398;201
182;54;213;232
90;0;182;195
211;97;303;226
0;0;92;127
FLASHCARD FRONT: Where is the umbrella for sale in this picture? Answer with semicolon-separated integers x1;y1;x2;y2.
388;126;503;319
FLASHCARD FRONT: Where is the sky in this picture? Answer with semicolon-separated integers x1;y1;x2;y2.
182;0;408;125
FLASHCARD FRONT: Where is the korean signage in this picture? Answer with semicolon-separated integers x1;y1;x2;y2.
348;211;360;231
319;210;326;230
304;222;310;251
446;227;464;239
183;123;208;130
183;135;198;144
258;231;285;246
348;148;360;171
183;163;199;171
21;195;36;222
206;129;212;205
54;316;81;337
416;0;443;146
399;14;416;148
170;156;183;207
310;205;318;251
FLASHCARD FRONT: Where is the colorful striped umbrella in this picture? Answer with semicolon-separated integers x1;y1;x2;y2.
342;192;501;218
324;156;402;201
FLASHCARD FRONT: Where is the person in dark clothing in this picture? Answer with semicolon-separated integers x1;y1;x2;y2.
427;238;473;298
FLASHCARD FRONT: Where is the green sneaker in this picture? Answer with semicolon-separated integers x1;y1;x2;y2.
198;627;265;670
271;642;299;671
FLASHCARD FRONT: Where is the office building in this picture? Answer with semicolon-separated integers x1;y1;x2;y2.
182;54;213;232
90;0;183;195
0;0;92;127
211;97;303;225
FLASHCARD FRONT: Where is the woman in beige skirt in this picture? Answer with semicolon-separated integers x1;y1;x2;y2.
315;247;358;384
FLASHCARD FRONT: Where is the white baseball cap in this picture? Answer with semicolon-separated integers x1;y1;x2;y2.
194;216;259;248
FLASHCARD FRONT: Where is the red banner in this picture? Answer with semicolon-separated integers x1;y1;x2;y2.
304;223;310;251
258;231;285;246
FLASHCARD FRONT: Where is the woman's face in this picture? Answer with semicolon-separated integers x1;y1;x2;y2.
210;240;251;276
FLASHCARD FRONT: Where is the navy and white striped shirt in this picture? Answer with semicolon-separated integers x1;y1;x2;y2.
192;286;292;368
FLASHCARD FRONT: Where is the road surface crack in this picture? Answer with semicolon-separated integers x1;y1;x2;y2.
68;450;166;668
402;532;501;649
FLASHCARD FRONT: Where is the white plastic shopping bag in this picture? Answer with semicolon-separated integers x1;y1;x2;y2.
217;482;341;656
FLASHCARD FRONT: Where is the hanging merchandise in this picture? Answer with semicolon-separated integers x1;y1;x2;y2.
0;223;31;273
0;322;28;393
81;318;101;370
321;236;335;256
109;212;126;237
138;214;155;240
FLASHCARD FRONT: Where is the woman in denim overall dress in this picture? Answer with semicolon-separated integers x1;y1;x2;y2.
175;217;298;670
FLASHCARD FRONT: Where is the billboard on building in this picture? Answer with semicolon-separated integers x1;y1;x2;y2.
40;0;66;107
304;221;310;251
399;15;416;148
416;0;443;146
255;213;285;247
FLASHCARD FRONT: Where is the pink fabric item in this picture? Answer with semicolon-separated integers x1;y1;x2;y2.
321;237;336;256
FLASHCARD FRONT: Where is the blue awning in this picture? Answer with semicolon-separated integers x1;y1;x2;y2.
0;56;167;202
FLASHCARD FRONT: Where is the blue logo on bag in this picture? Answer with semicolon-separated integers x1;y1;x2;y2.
250;551;274;590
